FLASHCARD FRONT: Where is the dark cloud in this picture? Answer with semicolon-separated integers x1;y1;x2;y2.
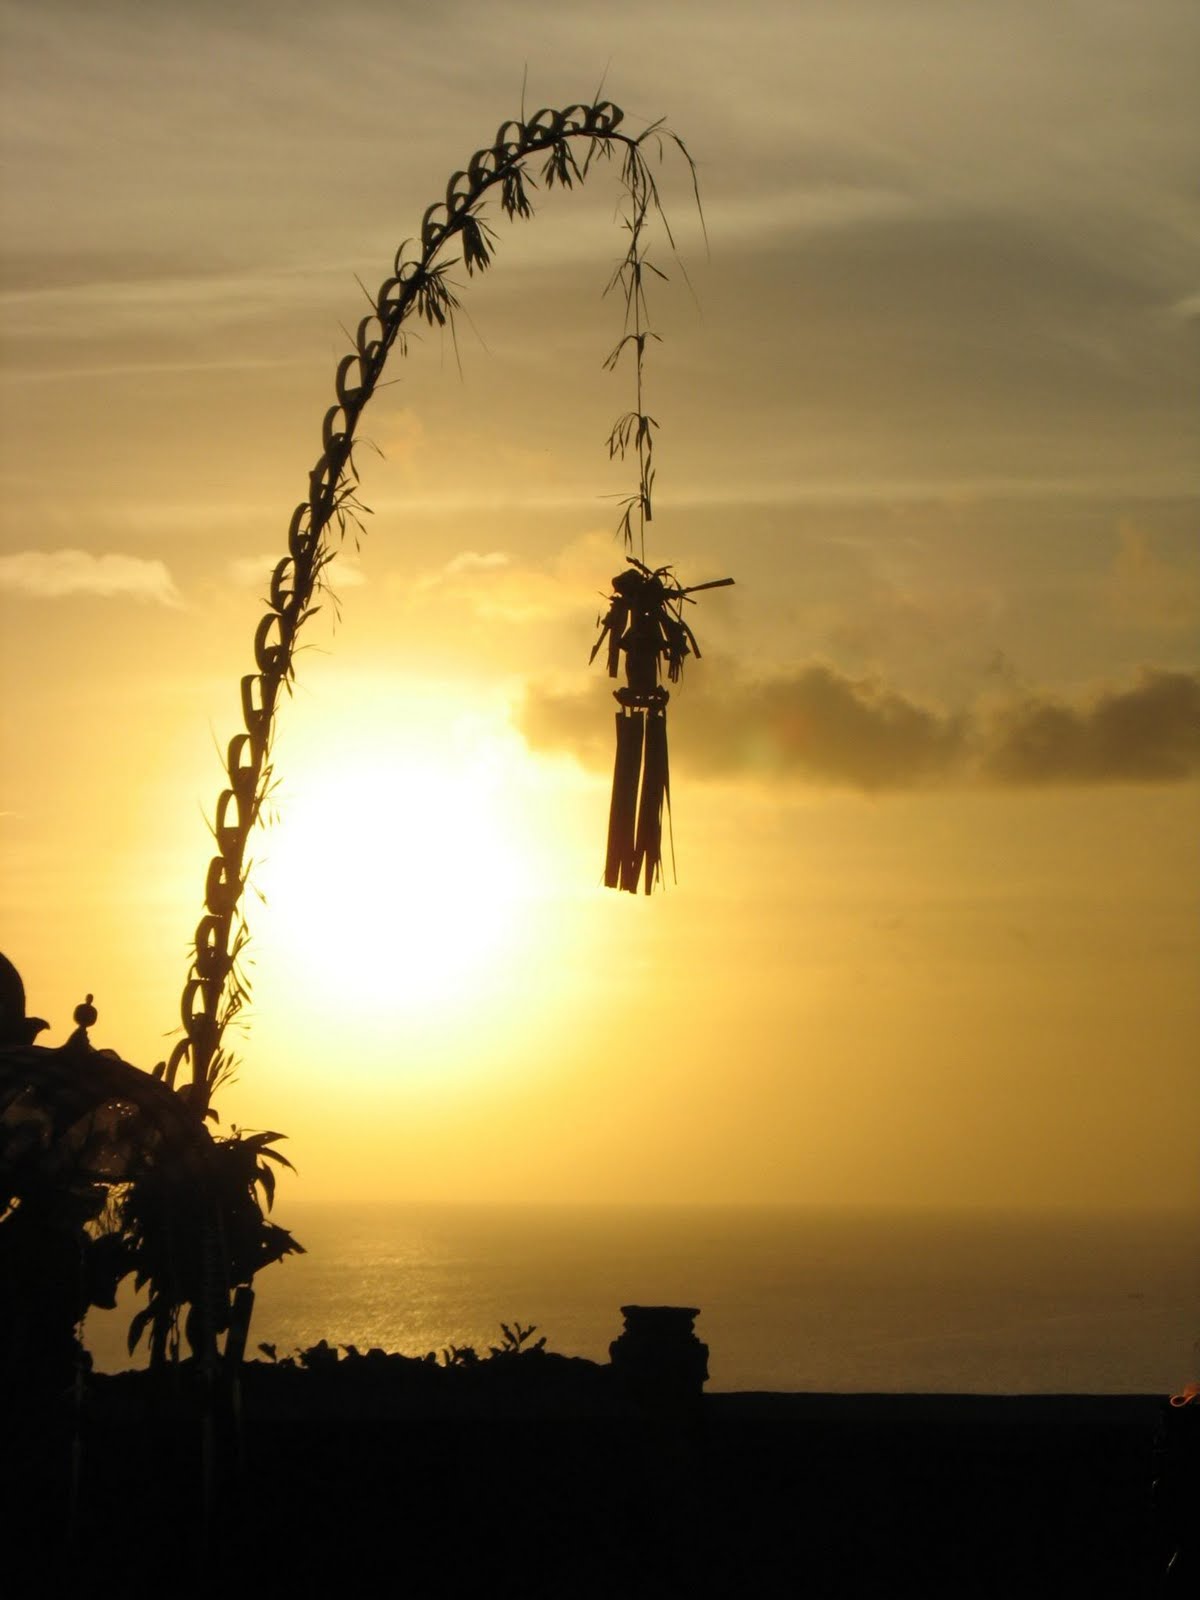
521;664;1200;792
982;669;1200;786
523;663;966;792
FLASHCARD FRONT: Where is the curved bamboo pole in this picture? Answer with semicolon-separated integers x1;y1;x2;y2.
168;102;697;1115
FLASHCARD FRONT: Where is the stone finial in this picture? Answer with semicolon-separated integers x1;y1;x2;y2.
73;993;98;1029
67;992;98;1051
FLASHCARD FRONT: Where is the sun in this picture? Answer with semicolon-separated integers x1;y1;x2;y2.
253;703;541;1022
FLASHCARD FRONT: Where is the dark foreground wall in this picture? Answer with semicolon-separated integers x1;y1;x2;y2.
6;1371;1189;1599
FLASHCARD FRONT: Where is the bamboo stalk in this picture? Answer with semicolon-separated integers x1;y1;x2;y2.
171;103;700;1113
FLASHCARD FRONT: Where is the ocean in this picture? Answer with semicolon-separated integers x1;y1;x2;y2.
82;1203;1200;1394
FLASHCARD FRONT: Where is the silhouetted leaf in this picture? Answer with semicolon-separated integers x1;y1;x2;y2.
128;1303;155;1354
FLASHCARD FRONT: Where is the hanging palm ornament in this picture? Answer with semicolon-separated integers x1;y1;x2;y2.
592;561;732;892
165;103;731;1120
592;130;733;893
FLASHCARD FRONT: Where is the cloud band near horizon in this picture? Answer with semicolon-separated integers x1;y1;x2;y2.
521;664;1200;792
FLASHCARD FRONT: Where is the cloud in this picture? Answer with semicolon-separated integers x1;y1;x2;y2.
228;553;365;590
526;664;969;791
1103;524;1200;633
399;535;613;626
0;549;180;605
521;663;1200;792
409;548;555;624
440;551;512;578
982;669;1200;786
824;582;1004;663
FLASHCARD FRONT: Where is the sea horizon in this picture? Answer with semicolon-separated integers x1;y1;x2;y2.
83;1199;1200;1395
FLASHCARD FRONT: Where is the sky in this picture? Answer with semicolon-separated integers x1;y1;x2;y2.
1;0;1197;1210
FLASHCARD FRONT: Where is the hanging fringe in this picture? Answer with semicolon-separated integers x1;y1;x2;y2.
604;705;670;895
631;705;670;894
606;709;644;889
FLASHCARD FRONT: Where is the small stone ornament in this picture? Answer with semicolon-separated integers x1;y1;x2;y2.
68;992;98;1051
608;1303;709;1409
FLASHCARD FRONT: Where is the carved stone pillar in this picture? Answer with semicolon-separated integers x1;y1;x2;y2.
609;1304;709;1409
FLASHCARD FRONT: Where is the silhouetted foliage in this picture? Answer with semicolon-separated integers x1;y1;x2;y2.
0;963;300;1380
116;1125;301;1363
490;1320;547;1357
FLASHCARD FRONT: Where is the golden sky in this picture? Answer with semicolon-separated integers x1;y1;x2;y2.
2;1;1197;1209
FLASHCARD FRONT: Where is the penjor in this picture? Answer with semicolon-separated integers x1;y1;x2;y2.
591;558;734;894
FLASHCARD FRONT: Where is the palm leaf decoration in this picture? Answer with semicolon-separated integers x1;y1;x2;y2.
170;101;709;1115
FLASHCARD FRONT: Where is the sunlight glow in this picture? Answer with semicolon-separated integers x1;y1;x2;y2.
255;704;540;1021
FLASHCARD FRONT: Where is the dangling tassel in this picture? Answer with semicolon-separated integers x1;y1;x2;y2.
631;704;670;894
592;560;732;894
606;708;644;889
